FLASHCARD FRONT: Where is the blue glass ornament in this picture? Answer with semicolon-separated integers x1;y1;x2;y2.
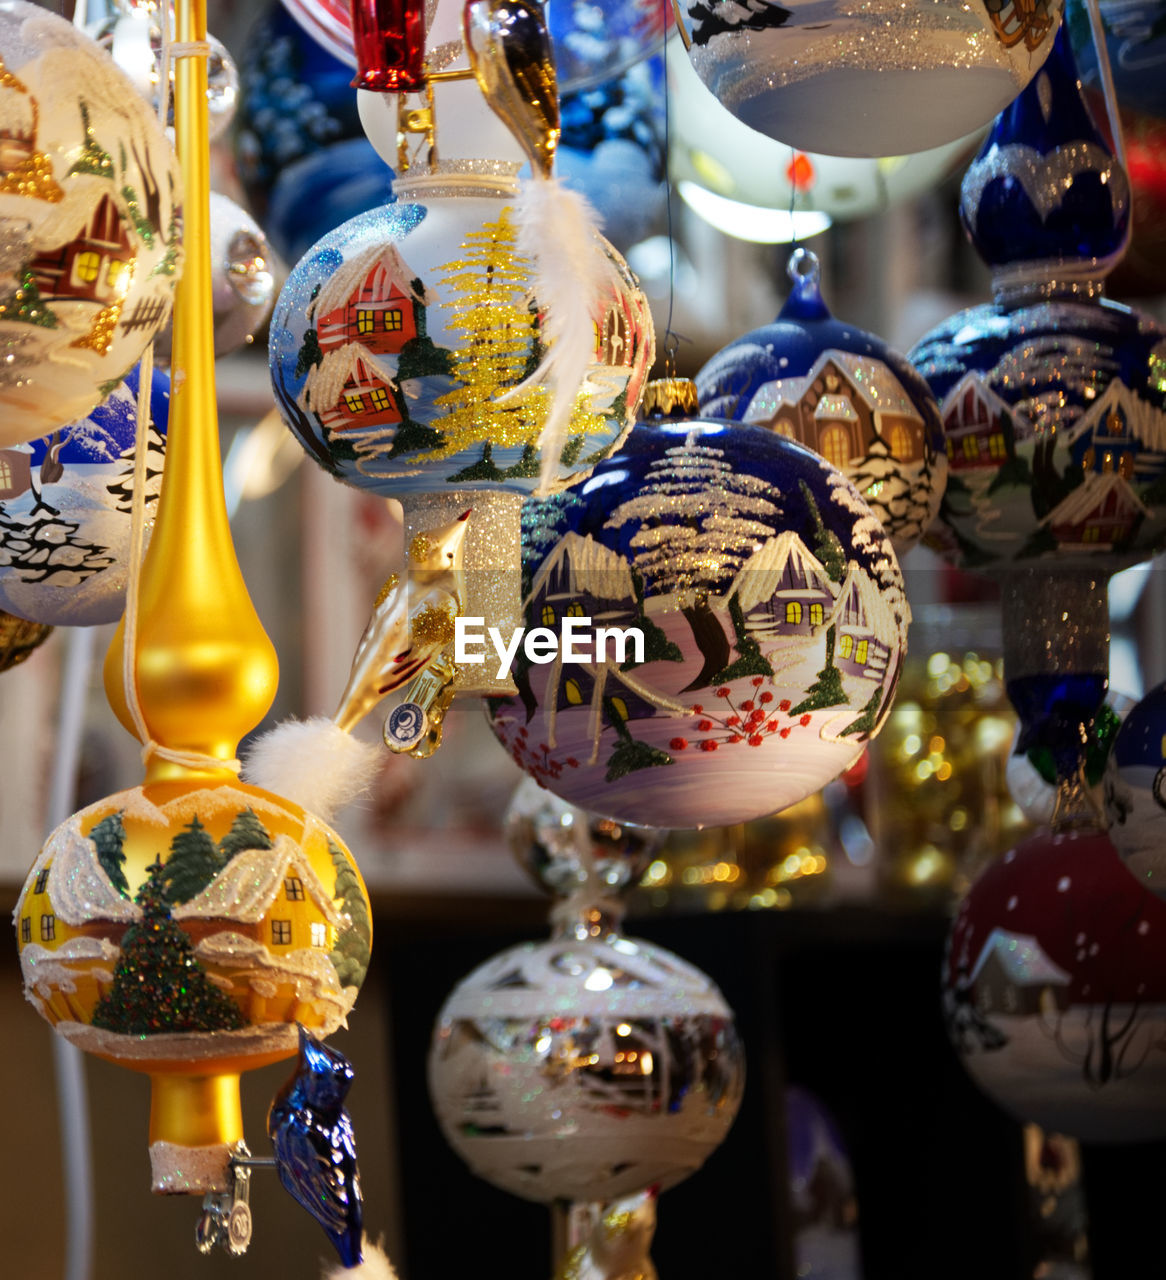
485;390;910;829
1067;0;1166;121
1105;680;1166;896
909;23;1166;574
269;1025;363;1268
696;250;946;555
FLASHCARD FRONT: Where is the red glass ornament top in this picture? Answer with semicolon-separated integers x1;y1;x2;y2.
350;0;426;92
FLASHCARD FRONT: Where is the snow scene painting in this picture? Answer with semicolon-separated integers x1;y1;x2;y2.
269;204;652;495
486;420;910;830
0;364;166;625
911;299;1166;569
15;784;371;1064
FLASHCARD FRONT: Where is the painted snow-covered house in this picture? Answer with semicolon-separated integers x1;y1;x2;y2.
0;444;32;499
299;343;402;435
29;191;132;306
1040;470;1147;551
832;566;893;681
529;531;640;632
940;373;1015;471
730;531;836;642
308;241;426;357
743;351;926;471
1062;380;1166;483
970;928;1071;1017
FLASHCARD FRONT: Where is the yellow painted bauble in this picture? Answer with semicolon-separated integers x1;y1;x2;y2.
15;776;371;1191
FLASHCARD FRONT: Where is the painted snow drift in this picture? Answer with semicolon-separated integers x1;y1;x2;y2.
944;827;1166;1143
428;933;744;1204
0;363;167;626
910;300;1166;571
485;419;910;829
269;202;653;496
1104;680;1166;897
14;782;372;1067
0;2;181;445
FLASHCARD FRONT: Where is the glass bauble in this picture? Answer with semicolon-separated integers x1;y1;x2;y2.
428;932;743;1202
944;826;1166;1142
0;362;167;627
696;251;947;555
484;415;910;829
269;180;653;496
0;0;181;445
505;776;663;899
674;0;1063;158
1104;681;1166;896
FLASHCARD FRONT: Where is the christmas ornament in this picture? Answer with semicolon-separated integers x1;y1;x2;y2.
15;10;372;1224
554;1190;659;1280
1104;680;1166;896
486;384;910;830
0;0;181;446
696;248;947;556
0;362;168;627
269;1026;363;1267
910;23;1166;573
674;0;1063;158
666;35;981;232
155;193;275;359
1067;0;1166;119
429;787;743;1204
0;606;49;669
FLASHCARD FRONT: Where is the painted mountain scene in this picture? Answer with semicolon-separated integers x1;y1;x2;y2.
486;420;910;829
910;299;1166;570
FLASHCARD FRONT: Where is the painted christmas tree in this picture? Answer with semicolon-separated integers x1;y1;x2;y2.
329;838;370;988
92;857;244;1035
89;810;129;899
161;813;222;906
791;480;848;714
218;807;273;861
106;420;166;513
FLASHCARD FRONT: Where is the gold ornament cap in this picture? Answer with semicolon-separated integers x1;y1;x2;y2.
641;377;699;420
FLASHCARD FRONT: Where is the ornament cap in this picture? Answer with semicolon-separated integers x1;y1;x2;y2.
777;248;831;323
641;377;699;419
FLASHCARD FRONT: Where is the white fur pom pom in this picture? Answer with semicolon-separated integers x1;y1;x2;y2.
242;717;384;823
506;176;614;495
320;1237;399;1278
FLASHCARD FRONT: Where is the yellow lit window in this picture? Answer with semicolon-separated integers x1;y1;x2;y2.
271;919;291;945
40;914;55;941
284;876;305;902
541;603;555;626
344;393;364;414
383;309;403;331
73;250;100;284
20;916;29;944
839;634;854;659
105;257;130;296
856;639;869;665
962;435;980;461
774;419;795;439
819;425;851;470
809;602;824;627
565;679;583;705
785;600;802;625
567;602;585;617
0;458;11;489
357;309;375;334
609;696;629;722
310;921;328;948
34;868;49;894
890;425;913;459
369;386;390;411
1083;526;1101;542
989;434;1006;459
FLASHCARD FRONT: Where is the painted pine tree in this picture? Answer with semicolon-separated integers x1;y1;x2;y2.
792;479;849;714
161;814;222;905
106;421;166;513
92;857;244;1035
329;838;370;988
218;807;273;862
89;810;129;899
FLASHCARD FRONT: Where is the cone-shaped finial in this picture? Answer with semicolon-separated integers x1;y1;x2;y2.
960;22;1130;300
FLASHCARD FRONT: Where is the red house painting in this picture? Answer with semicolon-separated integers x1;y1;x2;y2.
940;374;1013;471
29;192;132;305
309;243;425;358
1042;471;1146;551
300;344;402;436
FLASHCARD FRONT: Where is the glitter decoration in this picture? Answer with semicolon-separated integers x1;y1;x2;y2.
149;1141;234;1195
486;406;910;829
696;249;947;556
677;0;1062;158
1104;681;1166;897
409;600;456;648
944;826;1166;1142
0;2;181;446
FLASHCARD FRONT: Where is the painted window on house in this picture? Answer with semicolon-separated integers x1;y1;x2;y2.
310;921;328;948
271;919;291;945
357;310;375;334
40;914;55;941
609;696;629;721
786;600;802;625
810;602;824;626
20;916;30;944
384;309;403;331
369;386;390;411
284;876;305;902
565;679;583;705
819;425;851;470
344;393;364;414
73;250;101;285
856;639;869;664
839;634;855;659
541;603;555;626
34;868;49;894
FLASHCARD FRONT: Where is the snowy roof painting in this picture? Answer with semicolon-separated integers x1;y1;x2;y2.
299;343;398;414
730;531;833;613
307;240;425;323
815;394;858;422
1039;470;1148;529
1059;378;1166;454
939;371;1014;424
173;834;343;929
742;350;922;426
45;816;141;927
831;562;903;646
530;531;635;603
970;928;1072;987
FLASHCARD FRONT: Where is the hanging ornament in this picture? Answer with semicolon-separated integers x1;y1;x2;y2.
14;15;372;1255
666;36;982;236
1104;680;1166;897
910;23;1166;573
485;381;910;830
429;784;743;1206
0;607;50;670
695;249;947;556
0;361;168;627
672;0;1063;158
553;1190;659;1280
280;0;667;94
0;0;182;446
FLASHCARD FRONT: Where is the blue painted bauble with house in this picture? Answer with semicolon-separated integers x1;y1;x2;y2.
1105;681;1166;898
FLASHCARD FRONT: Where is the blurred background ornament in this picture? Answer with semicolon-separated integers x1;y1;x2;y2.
1067;0;1166;118
0;607;50;671
486;392;910;829
666;36;982;244
696;248;947;555
910;24;1166;574
1104;679;1166;896
0;0;182;446
554;1189;659;1280
673;0;1063;158
0;362;168;628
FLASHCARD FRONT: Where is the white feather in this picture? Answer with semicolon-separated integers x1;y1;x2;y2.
242;717;384;823
504;177;614;495
320;1238;399;1279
